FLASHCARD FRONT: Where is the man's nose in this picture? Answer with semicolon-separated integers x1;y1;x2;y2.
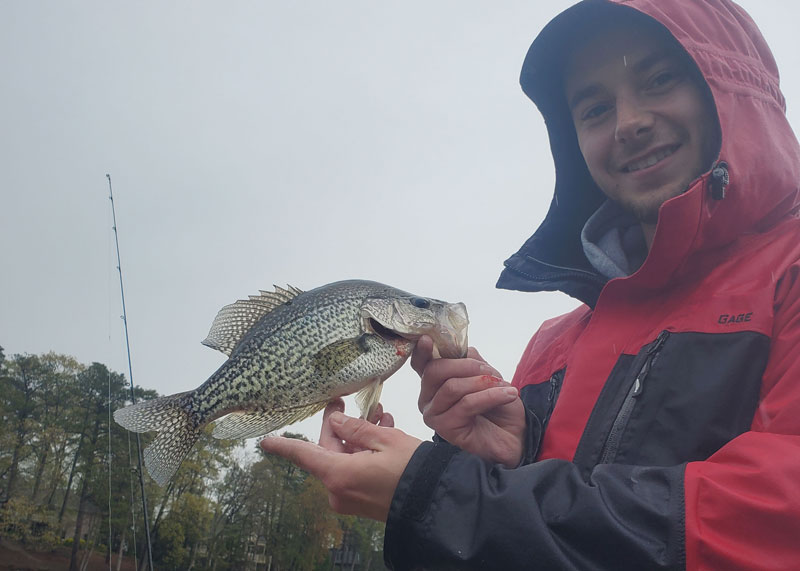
614;96;655;144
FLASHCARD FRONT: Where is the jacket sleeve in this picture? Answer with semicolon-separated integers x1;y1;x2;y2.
384;263;800;571
683;262;800;570
384;441;686;570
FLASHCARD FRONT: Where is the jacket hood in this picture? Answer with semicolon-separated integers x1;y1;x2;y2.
497;0;800;306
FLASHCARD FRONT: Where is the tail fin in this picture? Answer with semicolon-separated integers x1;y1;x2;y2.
113;391;200;486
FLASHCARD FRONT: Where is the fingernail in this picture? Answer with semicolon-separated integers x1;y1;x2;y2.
504;387;518;397
329;412;345;426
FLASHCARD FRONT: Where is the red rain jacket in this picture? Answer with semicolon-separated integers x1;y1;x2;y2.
384;1;800;569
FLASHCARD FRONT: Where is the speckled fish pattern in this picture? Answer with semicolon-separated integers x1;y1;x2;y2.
114;279;469;486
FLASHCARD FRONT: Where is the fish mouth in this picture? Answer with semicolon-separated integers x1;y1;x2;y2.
430;308;469;358
361;300;469;359
367;318;409;343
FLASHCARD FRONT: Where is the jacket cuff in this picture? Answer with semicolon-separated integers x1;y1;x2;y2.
517;405;544;467
384;440;458;568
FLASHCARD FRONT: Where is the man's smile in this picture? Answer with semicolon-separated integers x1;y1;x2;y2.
620;144;681;173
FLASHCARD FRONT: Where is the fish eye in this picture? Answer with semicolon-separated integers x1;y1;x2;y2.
410;297;430;309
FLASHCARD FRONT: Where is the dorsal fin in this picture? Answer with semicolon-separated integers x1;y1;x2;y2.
201;284;303;356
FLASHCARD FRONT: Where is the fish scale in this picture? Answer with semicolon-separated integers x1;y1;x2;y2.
114;279;469;486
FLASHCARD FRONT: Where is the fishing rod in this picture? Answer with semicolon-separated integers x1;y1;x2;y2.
107;174;155;571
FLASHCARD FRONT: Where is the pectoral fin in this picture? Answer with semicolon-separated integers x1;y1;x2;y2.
355;379;383;421
313;335;369;378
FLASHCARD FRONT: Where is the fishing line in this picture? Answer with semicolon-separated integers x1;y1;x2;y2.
107;368;112;571
107;193;114;571
126;430;138;570
108;200;138;569
107;174;154;571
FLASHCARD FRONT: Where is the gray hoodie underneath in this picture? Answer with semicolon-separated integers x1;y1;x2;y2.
581;200;648;280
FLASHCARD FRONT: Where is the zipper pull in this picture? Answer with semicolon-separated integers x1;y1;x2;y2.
710;161;729;200
635;331;670;396
648;330;670;355
547;373;558;402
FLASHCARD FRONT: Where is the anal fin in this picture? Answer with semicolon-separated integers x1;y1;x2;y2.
211;402;327;440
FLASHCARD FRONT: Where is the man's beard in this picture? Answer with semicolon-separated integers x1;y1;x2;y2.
615;176;697;225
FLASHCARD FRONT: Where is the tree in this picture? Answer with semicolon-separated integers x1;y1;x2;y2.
28;353;83;503
67;363;126;571
204;461;254;569
337;516;386;571
149;428;233;570
0;354;46;502
0;348;397;569
294;477;342;569
154;493;211;569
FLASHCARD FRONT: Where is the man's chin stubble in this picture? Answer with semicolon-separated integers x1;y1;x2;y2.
619;181;695;226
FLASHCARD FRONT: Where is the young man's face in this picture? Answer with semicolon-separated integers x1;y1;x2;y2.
564;24;719;227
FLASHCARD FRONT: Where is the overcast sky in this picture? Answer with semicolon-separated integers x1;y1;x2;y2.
3;1;800;445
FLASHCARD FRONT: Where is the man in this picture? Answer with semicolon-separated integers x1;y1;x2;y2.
262;1;800;568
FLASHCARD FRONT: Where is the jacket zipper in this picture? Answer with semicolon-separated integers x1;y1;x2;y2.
599;330;670;464
544;369;565;429
526;369;565;463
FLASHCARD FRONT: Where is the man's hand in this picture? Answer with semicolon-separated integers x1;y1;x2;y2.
413;335;526;467
260;399;421;522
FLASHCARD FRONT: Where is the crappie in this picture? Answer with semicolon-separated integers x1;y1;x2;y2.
114;279;469;486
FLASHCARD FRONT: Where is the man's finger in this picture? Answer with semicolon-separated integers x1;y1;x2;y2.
367;403;385;424
424;376;515;417
329;412;389;452
466;347;502;377
418;358;499;411
466;346;485;364
378;411;395;428
451;385;519;418
260;436;332;478
319;398;346;451
411;335;434;375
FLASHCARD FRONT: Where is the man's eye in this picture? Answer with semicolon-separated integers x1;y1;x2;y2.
649;70;680;89
582;103;611;120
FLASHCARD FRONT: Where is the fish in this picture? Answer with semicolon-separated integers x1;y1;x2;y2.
113;279;469;486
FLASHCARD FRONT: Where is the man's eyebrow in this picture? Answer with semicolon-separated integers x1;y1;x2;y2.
568;85;602;112
567;50;682;111
631;50;677;74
